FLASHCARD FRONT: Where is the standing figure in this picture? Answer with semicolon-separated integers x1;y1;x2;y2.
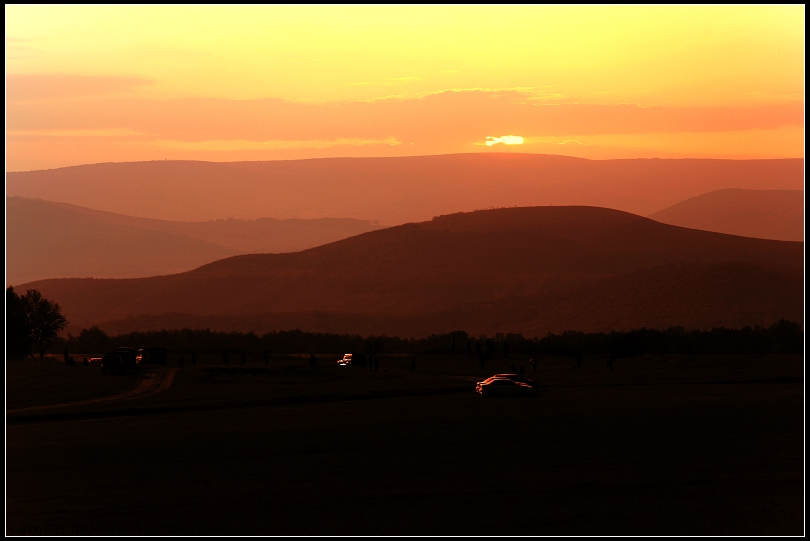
310;353;317;371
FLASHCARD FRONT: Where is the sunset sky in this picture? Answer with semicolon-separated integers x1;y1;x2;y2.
5;5;804;171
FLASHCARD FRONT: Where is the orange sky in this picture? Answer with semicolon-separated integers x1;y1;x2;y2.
5;5;805;171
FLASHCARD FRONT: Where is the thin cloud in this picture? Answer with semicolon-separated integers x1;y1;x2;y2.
6;73;154;102
153;137;402;151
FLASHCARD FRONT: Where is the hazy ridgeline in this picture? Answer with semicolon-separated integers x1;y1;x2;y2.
58;321;803;357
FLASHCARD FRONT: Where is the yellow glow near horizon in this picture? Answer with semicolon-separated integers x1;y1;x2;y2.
4;5;804;169
486;136;524;146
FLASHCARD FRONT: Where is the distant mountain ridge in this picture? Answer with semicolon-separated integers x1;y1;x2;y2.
648;189;804;242
19;206;803;337
5;197;380;285
6;154;803;224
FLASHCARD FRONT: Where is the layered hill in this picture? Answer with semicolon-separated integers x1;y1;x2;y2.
6;197;380;285
6;154;804;224
19;206;803;337
648;189;804;242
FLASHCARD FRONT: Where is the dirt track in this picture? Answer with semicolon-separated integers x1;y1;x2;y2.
6;367;176;414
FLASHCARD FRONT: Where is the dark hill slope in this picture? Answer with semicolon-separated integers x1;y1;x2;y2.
6;197;380;285
6;196;238;285
7;154;804;224
649;189;804;241
20;206;803;335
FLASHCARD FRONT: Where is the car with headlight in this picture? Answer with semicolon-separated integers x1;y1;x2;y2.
493;373;539;390
476;377;534;396
338;353;353;366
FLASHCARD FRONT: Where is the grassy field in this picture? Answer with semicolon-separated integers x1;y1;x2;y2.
6;352;804;535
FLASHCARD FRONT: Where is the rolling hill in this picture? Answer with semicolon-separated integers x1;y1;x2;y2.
648;189;804;241
18;206;803;337
6;154;804;224
6;197;380;285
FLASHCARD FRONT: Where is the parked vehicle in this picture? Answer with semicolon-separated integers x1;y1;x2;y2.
337;352;367;367
476;377;534;396
116;347;138;368
338;353;353;366
101;353;124;374
492;373;539;390
137;347;167;365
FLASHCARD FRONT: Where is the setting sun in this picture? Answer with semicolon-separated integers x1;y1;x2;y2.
486;135;524;146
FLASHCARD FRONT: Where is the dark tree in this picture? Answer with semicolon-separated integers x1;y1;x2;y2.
6;287;30;356
23;289;68;359
76;326;112;353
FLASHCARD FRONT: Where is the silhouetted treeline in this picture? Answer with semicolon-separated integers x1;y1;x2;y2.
55;321;803;356
6;287;69;359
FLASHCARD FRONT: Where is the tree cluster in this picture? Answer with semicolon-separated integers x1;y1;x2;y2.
6;287;68;359
56;320;803;357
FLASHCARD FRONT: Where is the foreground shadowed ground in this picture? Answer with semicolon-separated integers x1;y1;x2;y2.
6;353;803;535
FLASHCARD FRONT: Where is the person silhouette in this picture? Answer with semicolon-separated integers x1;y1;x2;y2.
83;357;88;366
410;357;416;373
310;353;317;371
64;348;70;363
607;354;614;372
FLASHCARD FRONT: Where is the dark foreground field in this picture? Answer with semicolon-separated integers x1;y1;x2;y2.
6;352;804;535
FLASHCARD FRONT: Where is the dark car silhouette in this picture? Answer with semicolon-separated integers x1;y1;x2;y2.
101;353;124;374
137;347;167;365
492;373;539;390
116;347;138;368
476;377;534;397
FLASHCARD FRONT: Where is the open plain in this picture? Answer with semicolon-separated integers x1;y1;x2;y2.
6;352;803;535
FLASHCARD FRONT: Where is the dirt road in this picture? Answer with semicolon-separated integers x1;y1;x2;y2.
6;367;177;414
